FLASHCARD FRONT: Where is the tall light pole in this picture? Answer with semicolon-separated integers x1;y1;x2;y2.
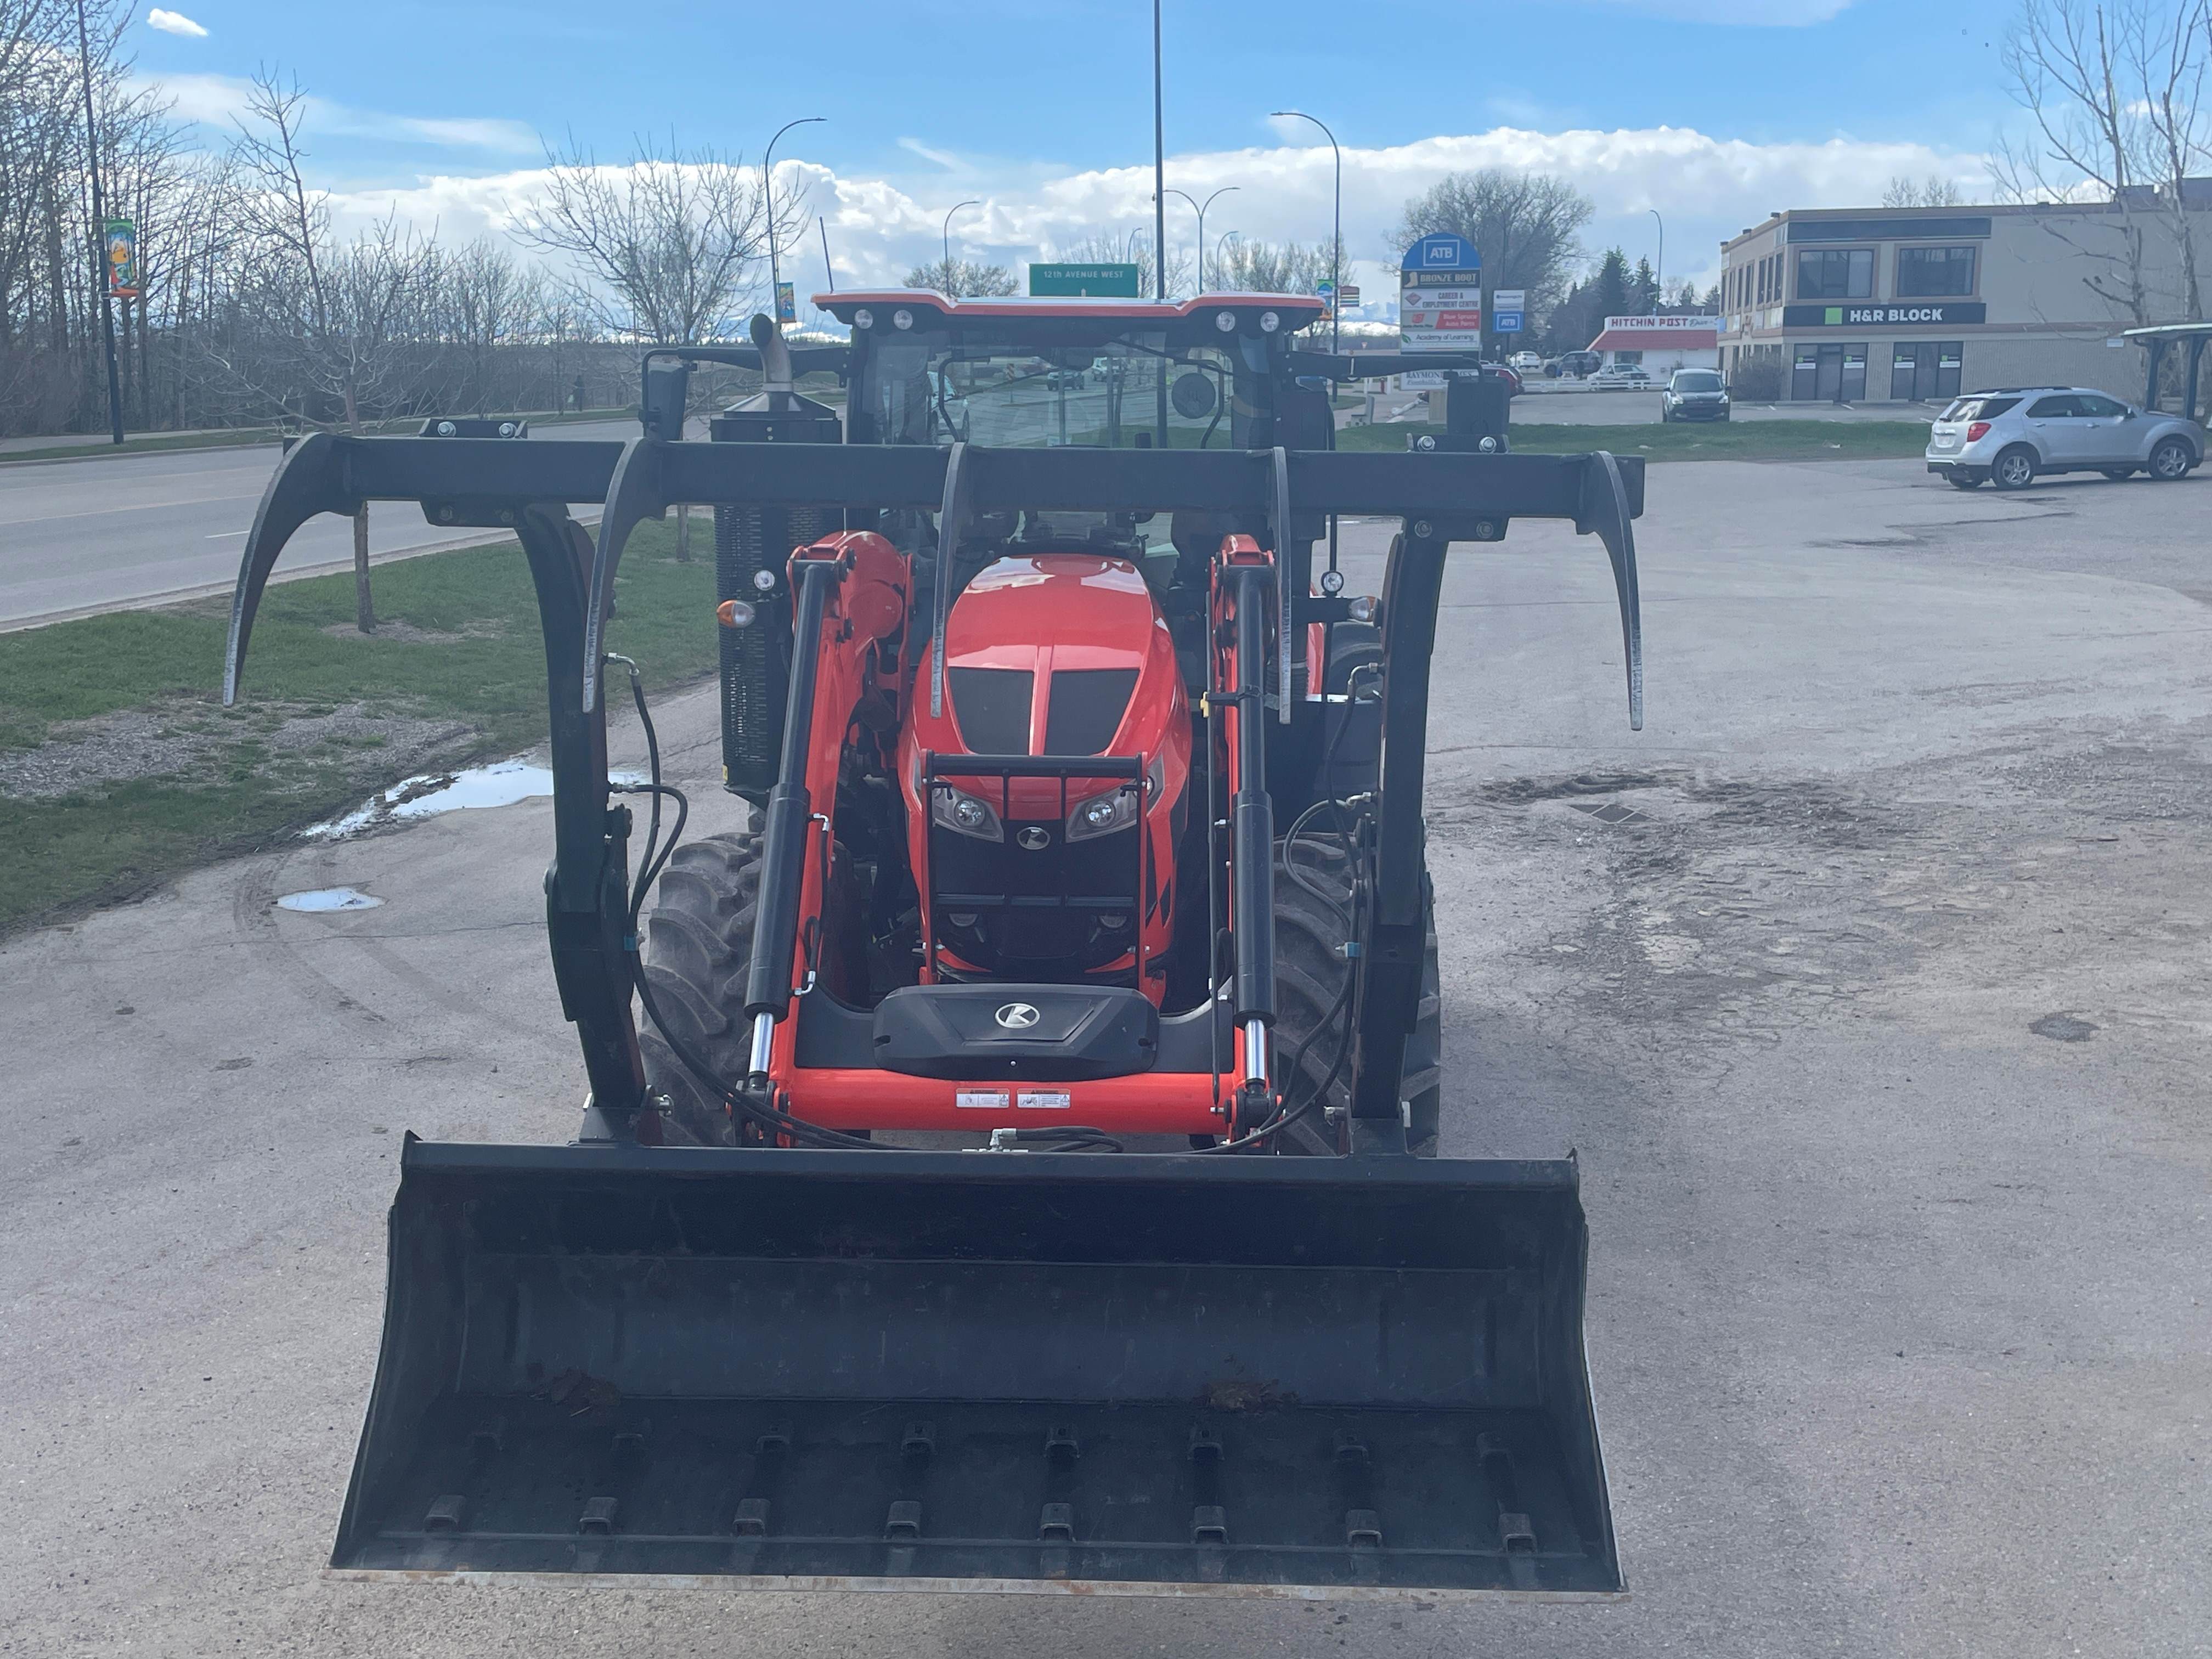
74;0;123;444
1272;109;1340;353
941;199;979;294
763;116;824;327
1649;207;1664;312
1152;0;1166;302
1165;185;1237;292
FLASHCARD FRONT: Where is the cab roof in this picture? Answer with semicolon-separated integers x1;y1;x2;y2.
813;289;1328;329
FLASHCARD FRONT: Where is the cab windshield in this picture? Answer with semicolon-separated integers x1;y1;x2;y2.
861;329;1255;450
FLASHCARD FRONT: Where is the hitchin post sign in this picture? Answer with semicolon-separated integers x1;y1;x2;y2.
1491;289;1526;334
1400;233;1481;352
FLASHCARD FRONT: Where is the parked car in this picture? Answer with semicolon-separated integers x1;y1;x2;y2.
1925;386;2204;490
1660;368;1731;422
1590;364;1651;391
1553;350;1602;379
1510;351;1543;372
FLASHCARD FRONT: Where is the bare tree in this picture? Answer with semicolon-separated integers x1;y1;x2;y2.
1995;0;2210;324
1214;237;1335;294
1883;174;1968;206
1390;170;1594;325
515;135;778;342
902;257;1018;297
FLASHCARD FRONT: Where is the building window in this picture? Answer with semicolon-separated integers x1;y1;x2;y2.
1895;245;1976;297
1613;350;1643;365
1796;248;1874;300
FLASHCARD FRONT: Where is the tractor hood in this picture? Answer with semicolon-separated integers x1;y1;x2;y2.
932;555;1180;759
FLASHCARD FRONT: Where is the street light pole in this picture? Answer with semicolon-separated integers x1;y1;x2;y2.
1152;0;1166;302
1164;185;1237;292
73;0;123;445
941;199;979;295
1650;208;1664;312
1272;109;1340;353
763;116;825;327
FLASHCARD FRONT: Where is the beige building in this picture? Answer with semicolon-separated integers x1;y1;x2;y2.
1717;192;2211;405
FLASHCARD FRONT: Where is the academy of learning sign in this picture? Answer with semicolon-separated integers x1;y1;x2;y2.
1399;233;1480;352
1030;263;1143;297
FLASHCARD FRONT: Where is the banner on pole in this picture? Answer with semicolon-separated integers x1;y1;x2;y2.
104;219;138;298
775;281;797;324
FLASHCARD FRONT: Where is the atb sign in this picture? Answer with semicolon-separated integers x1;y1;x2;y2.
1491;289;1526;335
1399;232;1480;353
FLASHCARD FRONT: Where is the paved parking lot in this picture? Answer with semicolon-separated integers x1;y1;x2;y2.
3;459;2207;1656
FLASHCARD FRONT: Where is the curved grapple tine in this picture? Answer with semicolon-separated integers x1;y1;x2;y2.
580;437;669;713
223;432;357;706
1576;450;1645;731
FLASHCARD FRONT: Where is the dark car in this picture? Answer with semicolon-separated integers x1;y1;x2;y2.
1661;368;1730;422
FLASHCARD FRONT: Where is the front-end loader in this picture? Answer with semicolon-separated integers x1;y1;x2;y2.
225;289;1644;1598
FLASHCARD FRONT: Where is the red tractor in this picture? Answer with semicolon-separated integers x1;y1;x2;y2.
227;290;1646;1598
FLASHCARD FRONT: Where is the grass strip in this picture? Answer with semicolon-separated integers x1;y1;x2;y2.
1335;419;1933;460
0;516;716;933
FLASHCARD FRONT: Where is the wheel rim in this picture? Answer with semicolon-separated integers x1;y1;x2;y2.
2000;454;2032;486
2154;443;2187;478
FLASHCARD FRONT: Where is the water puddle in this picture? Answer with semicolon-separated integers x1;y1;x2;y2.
276;887;384;912
305;761;555;839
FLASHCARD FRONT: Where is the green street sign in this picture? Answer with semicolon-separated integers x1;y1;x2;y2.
1029;262;1142;297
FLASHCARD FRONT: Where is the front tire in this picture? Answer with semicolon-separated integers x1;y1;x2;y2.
1991;445;2038;490
637;833;761;1146
2149;437;2194;481
1268;832;1441;1158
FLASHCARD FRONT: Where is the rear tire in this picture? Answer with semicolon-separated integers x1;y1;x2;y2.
1991;445;2038;490
2149;437;2193;481
637;833;762;1147
1268;832;1440;1158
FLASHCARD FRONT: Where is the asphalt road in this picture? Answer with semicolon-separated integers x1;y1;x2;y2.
0;420;641;630
4;461;2210;1656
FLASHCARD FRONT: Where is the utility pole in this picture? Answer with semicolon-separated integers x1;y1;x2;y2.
73;0;124;445
1272;109;1340;353
763;117;824;328
1152;0;1166;302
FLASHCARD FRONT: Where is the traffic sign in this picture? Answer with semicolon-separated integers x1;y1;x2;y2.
1030;262;1142;297
1492;288;1526;334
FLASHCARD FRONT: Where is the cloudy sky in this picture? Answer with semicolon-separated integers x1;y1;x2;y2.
134;0;2016;325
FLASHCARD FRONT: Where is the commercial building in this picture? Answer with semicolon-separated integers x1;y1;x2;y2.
1717;190;2212;405
1587;315;1719;374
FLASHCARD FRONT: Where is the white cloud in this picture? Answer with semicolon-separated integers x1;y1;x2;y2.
290;121;1994;321
139;71;539;155
146;8;208;37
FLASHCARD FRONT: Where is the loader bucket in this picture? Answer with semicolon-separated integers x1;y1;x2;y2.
331;1138;1622;1599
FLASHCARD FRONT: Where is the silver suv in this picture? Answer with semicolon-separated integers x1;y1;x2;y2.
1926;387;2203;490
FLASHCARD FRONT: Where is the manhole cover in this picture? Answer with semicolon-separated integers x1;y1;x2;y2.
2029;1013;2097;1043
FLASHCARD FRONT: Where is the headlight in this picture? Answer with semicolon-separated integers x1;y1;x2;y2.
1066;753;1166;842
892;307;915;331
1215;310;1238;333
1260;311;1280;333
852;307;873;329
931;783;1003;841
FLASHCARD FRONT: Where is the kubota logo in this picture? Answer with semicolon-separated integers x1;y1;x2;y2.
995;1003;1041;1030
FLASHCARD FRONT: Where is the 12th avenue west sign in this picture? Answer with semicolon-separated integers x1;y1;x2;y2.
1781;302;1988;328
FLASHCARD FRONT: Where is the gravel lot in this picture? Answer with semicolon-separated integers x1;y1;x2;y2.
3;457;2208;1657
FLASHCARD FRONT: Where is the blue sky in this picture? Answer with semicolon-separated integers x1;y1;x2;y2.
136;0;2024;314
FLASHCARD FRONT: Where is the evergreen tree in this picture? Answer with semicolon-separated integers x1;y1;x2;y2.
1631;256;1658;315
